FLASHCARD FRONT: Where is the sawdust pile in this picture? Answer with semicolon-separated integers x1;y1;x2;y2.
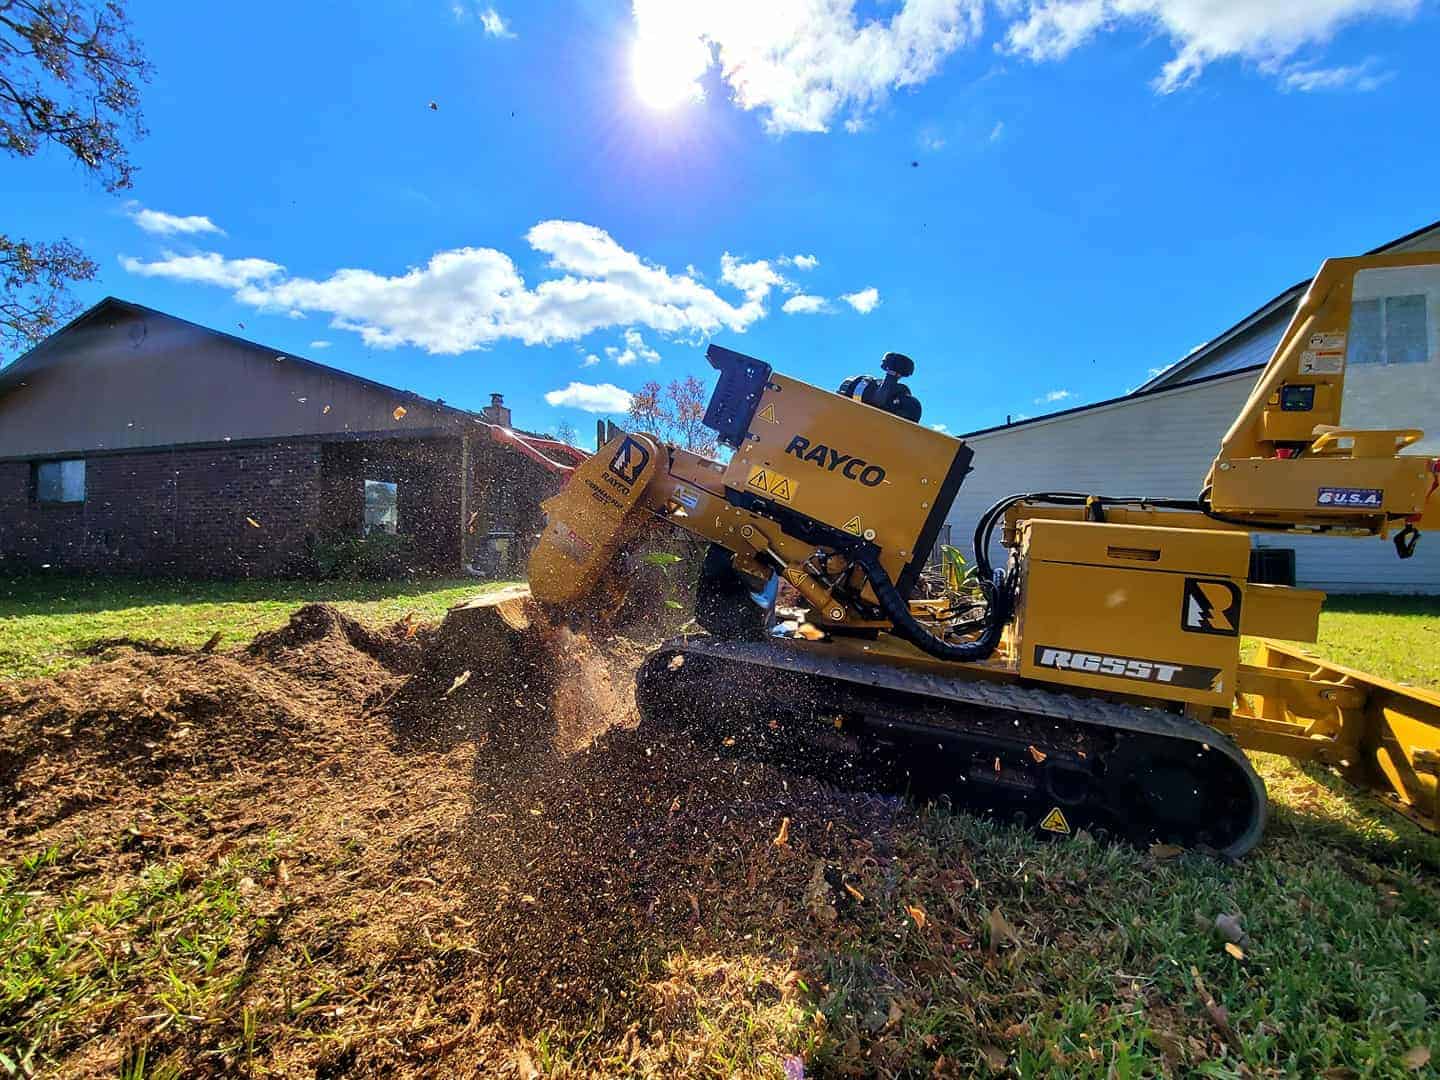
0;601;902;1077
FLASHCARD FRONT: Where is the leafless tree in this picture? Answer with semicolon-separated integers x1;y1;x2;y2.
628;376;717;457
1;0;151;353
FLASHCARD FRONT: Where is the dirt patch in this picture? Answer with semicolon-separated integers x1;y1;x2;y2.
0;599;901;1077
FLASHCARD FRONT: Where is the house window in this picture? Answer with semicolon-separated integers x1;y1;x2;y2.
1349;294;1429;366
34;459;86;504
364;479;398;534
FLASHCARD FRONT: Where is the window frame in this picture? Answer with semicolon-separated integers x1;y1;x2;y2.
362;477;399;536
32;458;87;505
1349;292;1430;367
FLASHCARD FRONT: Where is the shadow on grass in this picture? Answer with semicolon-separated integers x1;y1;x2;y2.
1319;594;1440;617
1261;754;1440;873
0;574;503;618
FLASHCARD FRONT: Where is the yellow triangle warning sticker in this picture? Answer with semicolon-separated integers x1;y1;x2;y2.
769;476;793;502
1039;807;1071;835
747;468;769;491
758;402;778;423
842;515;862;536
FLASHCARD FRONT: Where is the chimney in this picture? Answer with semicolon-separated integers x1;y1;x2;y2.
483;392;512;428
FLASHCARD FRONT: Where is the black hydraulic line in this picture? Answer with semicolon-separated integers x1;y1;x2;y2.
856;548;1010;662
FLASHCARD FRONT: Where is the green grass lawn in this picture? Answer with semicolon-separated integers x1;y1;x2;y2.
1297;594;1440;688
0;574;508;681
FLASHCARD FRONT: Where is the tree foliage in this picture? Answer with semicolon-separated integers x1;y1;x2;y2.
627;375;717;456
0;235;97;351
1;0;151;354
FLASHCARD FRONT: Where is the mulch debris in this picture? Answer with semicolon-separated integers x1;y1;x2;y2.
0;602;901;1076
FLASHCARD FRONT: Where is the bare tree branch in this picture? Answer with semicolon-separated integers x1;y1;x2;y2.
0;234;98;353
0;1;149;355
628;376;718;457
0;1;151;190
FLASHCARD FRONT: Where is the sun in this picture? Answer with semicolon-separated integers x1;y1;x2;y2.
630;20;707;110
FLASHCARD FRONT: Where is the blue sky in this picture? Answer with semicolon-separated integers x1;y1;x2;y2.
7;0;1438;439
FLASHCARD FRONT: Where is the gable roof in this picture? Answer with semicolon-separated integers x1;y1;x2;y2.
1133;218;1440;393
0;296;474;420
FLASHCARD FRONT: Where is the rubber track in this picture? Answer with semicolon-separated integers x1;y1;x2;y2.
640;637;1268;858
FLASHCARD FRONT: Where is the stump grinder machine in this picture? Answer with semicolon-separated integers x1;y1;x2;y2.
502;248;1440;858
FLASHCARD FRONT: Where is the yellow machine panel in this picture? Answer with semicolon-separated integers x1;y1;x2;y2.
529;432;663;607
1016;521;1250;707
722;371;971;596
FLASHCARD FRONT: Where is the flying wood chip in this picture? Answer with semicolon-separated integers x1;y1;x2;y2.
445;670;472;696
905;905;927;930
1224;942;1245;960
773;817;790;846
393;405;408;421
245;517;261;529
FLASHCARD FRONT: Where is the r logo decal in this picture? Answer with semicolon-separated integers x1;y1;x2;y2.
1181;577;1242;637
607;436;651;487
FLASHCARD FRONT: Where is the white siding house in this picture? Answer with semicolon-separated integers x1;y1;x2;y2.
946;221;1440;595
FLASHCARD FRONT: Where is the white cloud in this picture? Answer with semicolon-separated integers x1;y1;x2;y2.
918;127;947;151
479;6;514;37
128;206;225;237
119;251;283;288
1035;388;1073;404
1281;60;1391;92
780;254;819;270
545;381;634;413
988;120;1005;142
782;294;829;314
841;286;880;314
582;353;601;367
629;0;984;134
606;327;662;365
1001;0;1418;92
719;253;789;300
121;222;789;355
930;422;948;432
309;340;332;349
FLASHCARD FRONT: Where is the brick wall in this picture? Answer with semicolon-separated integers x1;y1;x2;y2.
0;434;553;579
0;442;323;577
319;438;463;572
467;439;564;575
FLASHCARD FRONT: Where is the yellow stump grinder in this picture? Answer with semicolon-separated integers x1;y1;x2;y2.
510;248;1440;858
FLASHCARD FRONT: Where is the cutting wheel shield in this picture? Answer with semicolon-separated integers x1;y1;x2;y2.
636;638;1267;859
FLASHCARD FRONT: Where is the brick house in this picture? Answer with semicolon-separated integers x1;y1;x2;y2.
0;298;579;577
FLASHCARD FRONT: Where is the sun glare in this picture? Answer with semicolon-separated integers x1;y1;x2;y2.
631;17;707;111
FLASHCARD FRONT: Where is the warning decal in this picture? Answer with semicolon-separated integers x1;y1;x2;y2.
1039;807;1071;835
757;403;778;423
746;465;797;503
842;515;862;536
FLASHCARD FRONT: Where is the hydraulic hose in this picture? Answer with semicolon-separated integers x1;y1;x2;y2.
864;490;1206;663
856;548;1010;662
